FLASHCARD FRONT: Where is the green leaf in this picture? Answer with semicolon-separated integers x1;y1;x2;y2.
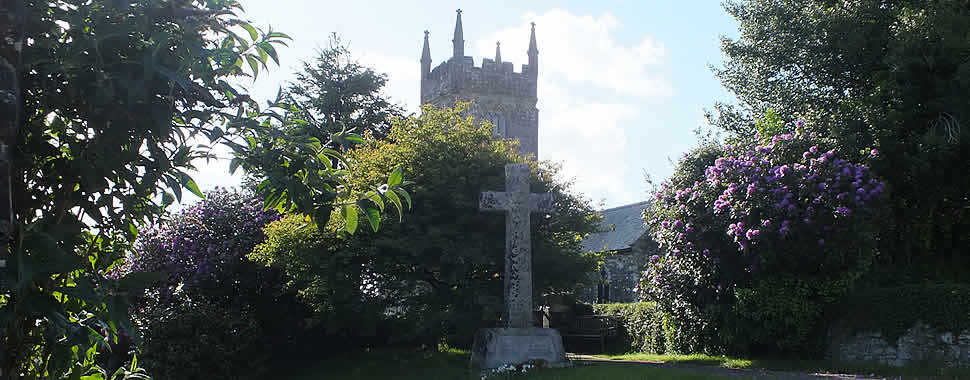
178;172;205;198
364;205;381;232
266;31;291;40
261;42;280;65
229;158;244;175
246;55;260;78
241;23;259;41
387;166;403;187
162;192;175;207
313;205;333;229
366;191;385;212
395;188;413;209
342;205;358;234
384;190;403;221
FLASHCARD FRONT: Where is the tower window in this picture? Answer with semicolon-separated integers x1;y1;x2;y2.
488;113;507;138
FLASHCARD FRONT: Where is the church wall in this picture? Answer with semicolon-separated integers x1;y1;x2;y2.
421;57;538;157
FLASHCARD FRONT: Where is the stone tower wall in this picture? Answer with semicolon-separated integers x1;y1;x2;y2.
420;24;539;157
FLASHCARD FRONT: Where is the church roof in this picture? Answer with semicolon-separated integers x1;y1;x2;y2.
581;201;651;253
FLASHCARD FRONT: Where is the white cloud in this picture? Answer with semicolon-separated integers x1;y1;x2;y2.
538;79;639;206
357;52;422;113
477;9;672;98
473;9;670;207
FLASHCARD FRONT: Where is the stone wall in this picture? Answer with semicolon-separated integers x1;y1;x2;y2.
826;322;970;367
421;56;539;157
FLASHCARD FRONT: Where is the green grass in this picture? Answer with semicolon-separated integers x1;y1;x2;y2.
600;352;970;379
282;349;753;380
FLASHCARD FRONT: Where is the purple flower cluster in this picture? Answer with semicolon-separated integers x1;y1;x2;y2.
640;129;887;300
117;188;280;297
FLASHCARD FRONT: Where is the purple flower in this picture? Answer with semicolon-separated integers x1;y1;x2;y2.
702;249;710;256
745;229;761;240
649;255;660;263
870;149;879;156
810;146;818;153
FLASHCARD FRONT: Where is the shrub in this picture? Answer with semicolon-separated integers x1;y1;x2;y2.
827;284;970;343
121;189;308;380
250;214;388;340
642;123;888;355
593;303;667;354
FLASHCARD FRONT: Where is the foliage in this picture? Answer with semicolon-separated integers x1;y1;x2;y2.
592;302;667;354
228;42;410;235
828;284;970;344
1;0;289;377
121;189;306;380
284;34;404;145
711;0;970;283
250;214;387;340
642;123;888;354
255;103;600;347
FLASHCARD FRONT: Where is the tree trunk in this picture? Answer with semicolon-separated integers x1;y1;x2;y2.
0;0;25;377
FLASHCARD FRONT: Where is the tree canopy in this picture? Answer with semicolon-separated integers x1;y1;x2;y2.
710;0;970;282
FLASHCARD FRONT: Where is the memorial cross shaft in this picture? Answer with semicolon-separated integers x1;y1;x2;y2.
480;164;554;328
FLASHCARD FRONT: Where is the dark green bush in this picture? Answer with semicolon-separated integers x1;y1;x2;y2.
828;284;970;343
593;303;669;354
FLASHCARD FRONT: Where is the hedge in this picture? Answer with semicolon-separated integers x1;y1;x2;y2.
593;302;669;354
827;284;970;343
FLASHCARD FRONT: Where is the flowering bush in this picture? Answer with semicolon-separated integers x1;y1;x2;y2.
641;125;888;354
121;189;309;380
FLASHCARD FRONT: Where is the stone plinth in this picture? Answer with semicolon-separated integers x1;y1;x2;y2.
470;328;567;369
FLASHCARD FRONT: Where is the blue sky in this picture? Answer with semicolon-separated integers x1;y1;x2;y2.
190;1;740;209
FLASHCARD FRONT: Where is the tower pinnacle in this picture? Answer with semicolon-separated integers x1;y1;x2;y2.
527;22;538;77
421;30;432;67
452;9;464;58
495;42;502;64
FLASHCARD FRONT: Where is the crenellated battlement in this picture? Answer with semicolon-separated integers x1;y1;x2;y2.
419;10;540;157
422;56;536;102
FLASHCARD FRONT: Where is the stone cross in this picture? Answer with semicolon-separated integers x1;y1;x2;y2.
480;164;553;328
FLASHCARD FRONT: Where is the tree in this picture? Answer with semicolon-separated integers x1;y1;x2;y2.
0;0;25;375
227;37;409;234
284;34;404;145
710;0;970;282
0;1;403;377
252;104;601;347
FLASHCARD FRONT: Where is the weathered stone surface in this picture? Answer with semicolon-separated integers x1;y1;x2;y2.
470;328;568;369
479;164;552;328
473;164;564;369
826;322;970;367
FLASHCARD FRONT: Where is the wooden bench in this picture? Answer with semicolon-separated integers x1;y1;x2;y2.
559;315;617;353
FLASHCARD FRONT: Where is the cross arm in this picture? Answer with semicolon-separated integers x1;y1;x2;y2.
480;191;512;212
529;193;554;213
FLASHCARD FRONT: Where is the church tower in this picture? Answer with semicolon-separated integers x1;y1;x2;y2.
420;10;540;157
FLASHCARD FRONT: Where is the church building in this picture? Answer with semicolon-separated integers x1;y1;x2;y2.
420;10;540;157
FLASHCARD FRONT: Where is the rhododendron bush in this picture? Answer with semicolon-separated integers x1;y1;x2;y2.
641;126;888;354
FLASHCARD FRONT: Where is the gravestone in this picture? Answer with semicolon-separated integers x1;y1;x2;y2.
471;164;568;369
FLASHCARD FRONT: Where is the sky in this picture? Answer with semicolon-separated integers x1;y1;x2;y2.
188;0;740;209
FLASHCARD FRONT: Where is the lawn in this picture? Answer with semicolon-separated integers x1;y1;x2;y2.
600;352;970;379
283;349;754;380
